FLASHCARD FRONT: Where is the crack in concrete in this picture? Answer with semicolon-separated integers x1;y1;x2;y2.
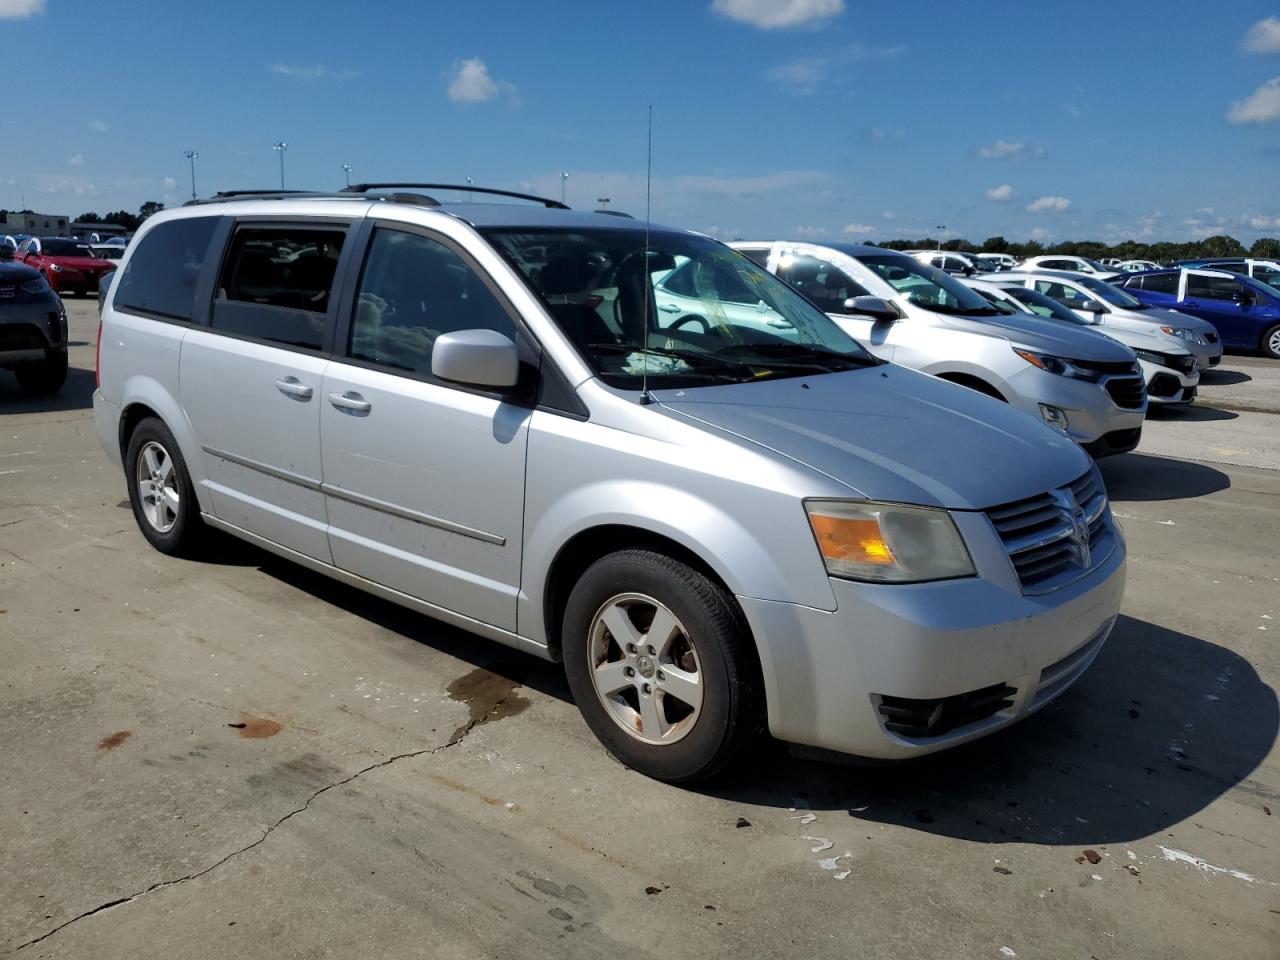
12;704;505;954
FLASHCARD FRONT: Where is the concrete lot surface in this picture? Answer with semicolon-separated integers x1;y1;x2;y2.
1;300;1277;959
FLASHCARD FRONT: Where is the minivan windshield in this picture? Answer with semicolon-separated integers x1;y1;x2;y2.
855;254;999;316
484;228;879;389
1074;275;1148;309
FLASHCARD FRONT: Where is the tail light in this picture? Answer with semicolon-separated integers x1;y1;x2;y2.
95;318;103;388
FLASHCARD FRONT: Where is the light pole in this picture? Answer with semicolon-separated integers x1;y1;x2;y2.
342;164;352;188
597;196;610;210
184;150;199;200
936;225;946;250
560;172;569;204
272;141;288;189
465;176;474;202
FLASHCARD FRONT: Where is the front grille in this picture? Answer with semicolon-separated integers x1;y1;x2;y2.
1167;353;1196;374
0;284;13;299
986;467;1110;592
877;682;1017;738
1104;375;1146;409
1074;359;1139;375
0;323;47;351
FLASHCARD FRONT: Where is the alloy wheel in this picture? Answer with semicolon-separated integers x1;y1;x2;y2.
136;440;180;533
587;592;704;745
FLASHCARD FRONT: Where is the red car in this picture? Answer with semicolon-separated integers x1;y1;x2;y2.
16;237;115;297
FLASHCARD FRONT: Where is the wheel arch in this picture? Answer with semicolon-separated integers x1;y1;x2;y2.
115;376;213;513
934;370;1007;401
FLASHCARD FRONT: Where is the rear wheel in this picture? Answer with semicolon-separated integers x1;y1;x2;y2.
1262;323;1280;360
561;549;761;783
125;417;206;556
15;351;68;395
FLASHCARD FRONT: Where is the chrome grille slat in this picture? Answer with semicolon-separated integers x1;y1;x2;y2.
986;467;1113;593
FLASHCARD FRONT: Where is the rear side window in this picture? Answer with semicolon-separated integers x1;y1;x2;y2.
1187;274;1243;301
1034;280;1087;304
346;228;515;379
1137;272;1178;295
736;247;770;267
112;216;218;321
211;225;346;350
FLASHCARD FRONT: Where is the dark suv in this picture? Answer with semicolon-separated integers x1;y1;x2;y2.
0;259;68;395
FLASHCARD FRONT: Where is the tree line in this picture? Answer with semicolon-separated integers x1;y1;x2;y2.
875;234;1280;262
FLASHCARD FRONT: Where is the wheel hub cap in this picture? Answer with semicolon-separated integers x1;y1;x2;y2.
587;592;704;745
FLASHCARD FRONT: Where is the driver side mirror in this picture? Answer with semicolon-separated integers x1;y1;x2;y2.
1232;290;1255;306
431;329;520;389
844;296;899;323
1078;299;1106;314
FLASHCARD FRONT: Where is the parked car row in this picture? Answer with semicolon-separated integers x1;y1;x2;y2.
7;236;116;299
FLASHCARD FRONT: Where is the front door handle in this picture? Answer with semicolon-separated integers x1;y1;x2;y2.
275;376;313;401
658;303;681;313
328;391;372;415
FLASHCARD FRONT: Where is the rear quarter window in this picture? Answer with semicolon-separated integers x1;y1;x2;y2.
112;217;219;321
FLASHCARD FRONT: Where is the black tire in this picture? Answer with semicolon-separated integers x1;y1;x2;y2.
1261;323;1280;361
124;417;206;556
15;351;68;395
561;549;762;783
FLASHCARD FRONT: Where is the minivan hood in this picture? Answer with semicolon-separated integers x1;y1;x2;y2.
654;365;1088;511
926;310;1134;362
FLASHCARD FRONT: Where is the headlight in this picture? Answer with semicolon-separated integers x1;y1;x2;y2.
805;500;975;583
20;277;49;294
47;262;63;272
1160;325;1204;345
1013;347;1103;382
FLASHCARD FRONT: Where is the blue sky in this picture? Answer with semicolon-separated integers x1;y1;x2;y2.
2;0;1279;244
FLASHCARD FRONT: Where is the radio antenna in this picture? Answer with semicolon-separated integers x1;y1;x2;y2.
639;104;655;405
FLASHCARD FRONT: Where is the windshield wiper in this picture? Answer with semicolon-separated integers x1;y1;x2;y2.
719;341;880;370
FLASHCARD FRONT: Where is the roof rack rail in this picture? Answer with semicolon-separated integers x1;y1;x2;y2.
343;182;569;209
184;190;358;206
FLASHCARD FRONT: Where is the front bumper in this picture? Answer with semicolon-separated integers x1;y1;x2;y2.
739;531;1126;760
1138;358;1198;405
1004;365;1146;447
0;299;66;367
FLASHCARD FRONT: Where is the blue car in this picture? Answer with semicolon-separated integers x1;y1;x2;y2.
1114;267;1280;359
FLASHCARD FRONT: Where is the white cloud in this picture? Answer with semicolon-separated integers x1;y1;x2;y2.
864;127;905;143
882;211;896;220
791;225;828;238
1026;195;1071;213
1244;16;1280;54
89;120;108;133
1029;227;1051;241
764;57;827;94
985;183;1014;202
67;153;84;167
447;57;502;103
978;139;1024;159
712;0;843;29
0;0;43;18
1228;77;1280;124
162;176;177;191
1250;214;1280;229
978;139;1046;160
36;175;98;197
270;63;359;80
842;223;875;236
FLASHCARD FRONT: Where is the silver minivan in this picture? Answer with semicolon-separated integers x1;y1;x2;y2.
729;242;1147;457
93;188;1126;783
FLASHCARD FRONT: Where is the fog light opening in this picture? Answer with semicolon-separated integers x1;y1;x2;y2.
1038;404;1069;432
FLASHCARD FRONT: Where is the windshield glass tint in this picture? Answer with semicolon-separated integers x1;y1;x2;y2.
1005;286;1091;324
1080;258;1111;272
43;239;93;257
484;228;877;389
1075;275;1143;308
857;255;995;315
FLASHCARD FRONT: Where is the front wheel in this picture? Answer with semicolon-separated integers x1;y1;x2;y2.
1262;323;1280;360
15;351;68;395
561;549;762;783
125;417;206;556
